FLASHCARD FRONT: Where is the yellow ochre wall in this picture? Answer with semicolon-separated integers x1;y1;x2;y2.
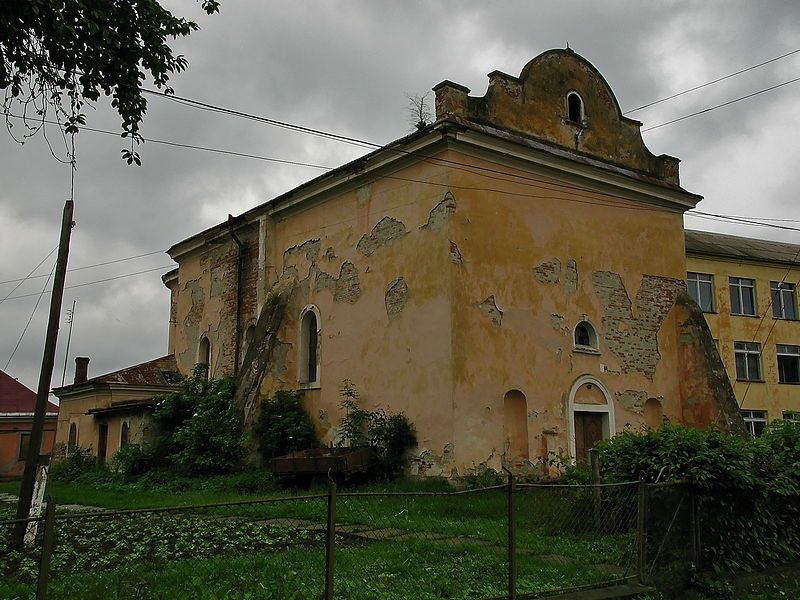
686;254;800;422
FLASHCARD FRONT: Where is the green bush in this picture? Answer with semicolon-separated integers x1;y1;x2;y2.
338;379;418;479
253;390;320;461
151;365;244;475
109;444;156;479
596;422;800;572
50;446;97;481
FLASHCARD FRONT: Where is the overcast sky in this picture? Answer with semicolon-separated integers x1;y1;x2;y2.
2;0;799;395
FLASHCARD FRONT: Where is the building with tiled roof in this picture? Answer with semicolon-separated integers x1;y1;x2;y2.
685;230;800;435
0;370;57;478
52;355;180;464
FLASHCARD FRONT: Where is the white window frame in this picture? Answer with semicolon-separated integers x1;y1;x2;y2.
298;305;321;389
771;281;797;320
777;344;800;384
729;277;757;316
783;411;800;424
687;272;714;312
566;91;585;124
741;410;767;437
573;320;600;354
734;341;762;381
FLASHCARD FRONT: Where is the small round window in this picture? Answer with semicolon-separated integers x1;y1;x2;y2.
574;321;598;350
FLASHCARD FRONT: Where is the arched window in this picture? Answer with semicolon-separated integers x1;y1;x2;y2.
574;321;598;350
567;92;584;124
67;423;78;453
299;306;320;385
120;421;130;449
198;336;211;379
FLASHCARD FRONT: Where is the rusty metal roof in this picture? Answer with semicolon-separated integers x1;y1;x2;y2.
54;355;180;394
685;229;800;266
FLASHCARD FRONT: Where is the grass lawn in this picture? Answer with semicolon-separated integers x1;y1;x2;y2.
0;477;280;510
0;482;638;600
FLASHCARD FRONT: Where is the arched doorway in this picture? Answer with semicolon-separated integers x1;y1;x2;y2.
568;376;615;463
503;390;529;463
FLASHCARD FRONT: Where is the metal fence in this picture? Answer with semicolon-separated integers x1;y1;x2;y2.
0;479;653;600
637;481;697;594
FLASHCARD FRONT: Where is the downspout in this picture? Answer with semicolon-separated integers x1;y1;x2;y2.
227;214;244;376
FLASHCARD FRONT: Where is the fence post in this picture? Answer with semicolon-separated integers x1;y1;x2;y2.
505;470;516;600
36;498;56;600
688;485;700;571
589;449;602;529
636;480;648;584
324;479;337;600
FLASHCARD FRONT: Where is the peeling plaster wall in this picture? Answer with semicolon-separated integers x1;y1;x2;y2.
251;159;459;475
171;225;260;378
445;146;692;473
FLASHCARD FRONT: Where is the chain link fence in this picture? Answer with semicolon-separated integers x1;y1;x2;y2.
1;479;648;600
638;481;697;594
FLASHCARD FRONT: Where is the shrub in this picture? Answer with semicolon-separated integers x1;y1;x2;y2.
50;445;96;481
337;380;418;479
151;365;244;475
596;422;800;572
253;390;320;461
109;444;156;479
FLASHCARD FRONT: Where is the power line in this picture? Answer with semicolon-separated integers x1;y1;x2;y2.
0;249;168;285
641;76;800;132
6;108;800;235
625;49;800;113
5;261;57;370
1;265;173;302
735;244;800;408
688;212;800;234
0;246;58;305
2;112;333;171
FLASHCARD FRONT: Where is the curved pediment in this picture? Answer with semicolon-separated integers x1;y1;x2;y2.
433;49;680;185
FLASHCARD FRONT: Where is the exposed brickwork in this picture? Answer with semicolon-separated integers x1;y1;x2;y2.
449;241;462;264
385;277;409;321
564;259;578;294
476;295;503;326
591;271;684;377
420;192;456;231
532;258;561;284
315;261;362;303
615;389;647;414
357;217;407;256
282;239;321;279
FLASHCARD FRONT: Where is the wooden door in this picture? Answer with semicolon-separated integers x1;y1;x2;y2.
97;423;108;465
574;412;604;464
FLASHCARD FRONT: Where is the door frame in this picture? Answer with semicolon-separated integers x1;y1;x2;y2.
97;422;109;465
567;375;615;460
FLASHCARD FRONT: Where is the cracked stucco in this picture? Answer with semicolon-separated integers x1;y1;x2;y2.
477;295;503;326
533;258;561;283
591;271;684;377
357;217;407;256
420;192;456;231
315;261;362;303
385;277;409;320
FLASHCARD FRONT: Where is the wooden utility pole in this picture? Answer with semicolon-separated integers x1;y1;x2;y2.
12;200;74;545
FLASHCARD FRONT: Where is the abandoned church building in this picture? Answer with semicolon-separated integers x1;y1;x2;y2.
55;49;757;475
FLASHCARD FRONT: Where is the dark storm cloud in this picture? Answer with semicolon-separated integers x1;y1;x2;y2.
1;1;799;391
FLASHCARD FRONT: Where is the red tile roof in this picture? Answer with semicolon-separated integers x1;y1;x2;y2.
0;370;58;414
